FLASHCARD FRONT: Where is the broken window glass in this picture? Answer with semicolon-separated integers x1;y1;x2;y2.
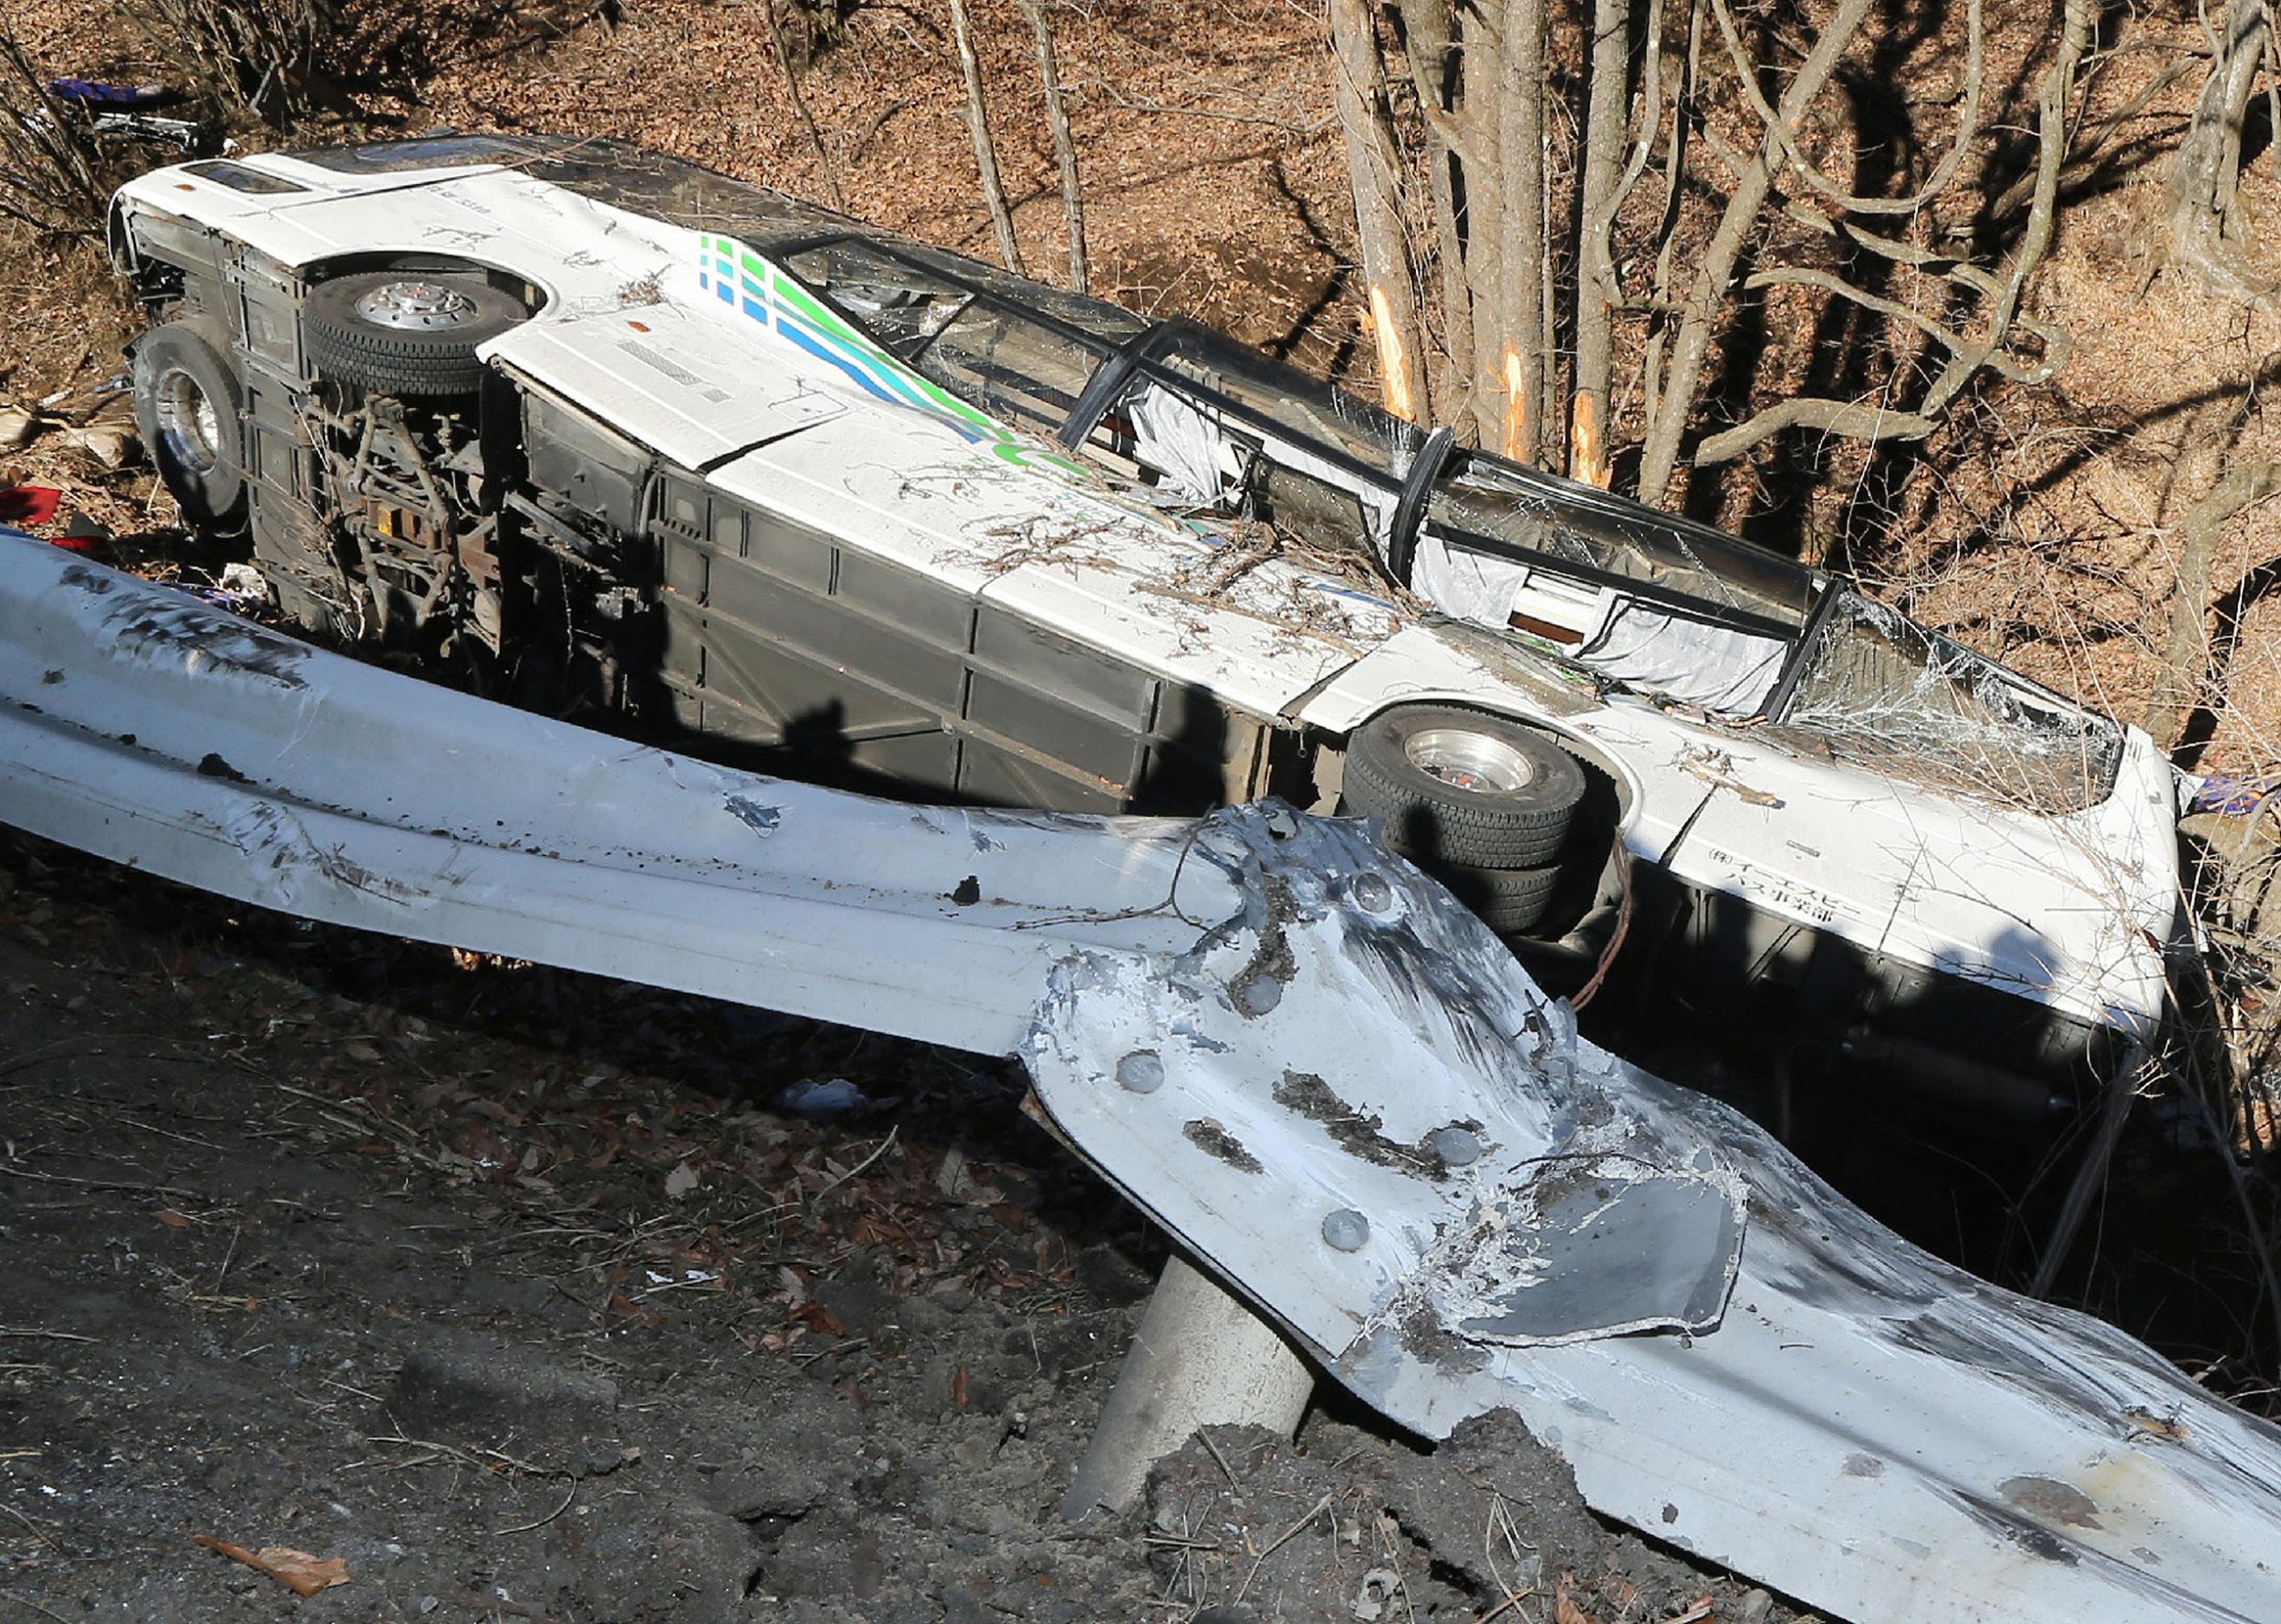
1405;460;1813;714
903;301;1103;440
778;239;1115;441
778;240;974;360
1429;459;1814;627
1147;324;1422;481
1771;591;2123;812
880;241;1149;350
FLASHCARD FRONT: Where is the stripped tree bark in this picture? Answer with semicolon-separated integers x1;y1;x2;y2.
1328;0;2085;515
1329;0;1428;422
1496;0;1548;462
948;0;1026;276
1021;0;1088;293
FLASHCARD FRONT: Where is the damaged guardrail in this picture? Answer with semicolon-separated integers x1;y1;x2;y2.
5;529;2281;1624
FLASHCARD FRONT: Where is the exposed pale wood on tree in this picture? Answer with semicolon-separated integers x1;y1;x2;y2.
1496;0;1548;463
1324;0;2138;527
1329;0;1429;422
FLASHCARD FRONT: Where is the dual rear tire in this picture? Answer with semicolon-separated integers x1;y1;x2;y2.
1340;705;1588;934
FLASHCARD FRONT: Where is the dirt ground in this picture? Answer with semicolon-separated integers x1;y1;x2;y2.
0;828;1794;1623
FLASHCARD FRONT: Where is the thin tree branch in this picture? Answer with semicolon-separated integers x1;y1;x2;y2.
1922;0;2093;414
948;0;1026;275
1708;0;1983;217
1638;0;1877;501
1743;265;2057;384
1021;0;1087;292
760;0;847;210
1693;397;1938;464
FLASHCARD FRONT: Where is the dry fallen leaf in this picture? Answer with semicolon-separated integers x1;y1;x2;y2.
153;1208;194;1228
605;1291;664;1327
663;1161;700;1199
1553;1586;1600;1624
193;1536;350;1597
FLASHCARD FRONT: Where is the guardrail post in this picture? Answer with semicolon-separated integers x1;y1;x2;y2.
1058;1252;1314;1518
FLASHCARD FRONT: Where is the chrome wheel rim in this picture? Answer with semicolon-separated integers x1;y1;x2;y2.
153;367;221;477
1403;727;1536;794
354;279;479;330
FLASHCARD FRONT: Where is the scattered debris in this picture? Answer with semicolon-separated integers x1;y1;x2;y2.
776;1077;866;1117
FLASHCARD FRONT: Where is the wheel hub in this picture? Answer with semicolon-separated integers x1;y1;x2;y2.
153;368;220;476
1403;727;1537;794
354;280;481;330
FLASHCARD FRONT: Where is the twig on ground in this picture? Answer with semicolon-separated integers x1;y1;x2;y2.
1198;1427;1239;1489
813;1127;899;1201
492;1478;580;1536
1234;1492;1332;1601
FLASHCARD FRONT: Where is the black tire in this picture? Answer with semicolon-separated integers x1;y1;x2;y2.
1432;859;1562;936
132;318;245;530
1341;704;1587;870
302;271;525;395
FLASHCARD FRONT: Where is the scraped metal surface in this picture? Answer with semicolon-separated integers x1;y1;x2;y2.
0;531;1235;1055
1018;813;2281;1624
1432;1154;1745;1345
7;533;2281;1624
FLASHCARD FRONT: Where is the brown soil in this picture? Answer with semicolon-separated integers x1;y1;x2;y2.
0;828;1796;1622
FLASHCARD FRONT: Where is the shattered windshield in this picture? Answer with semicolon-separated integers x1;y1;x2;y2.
1770;592;2123;811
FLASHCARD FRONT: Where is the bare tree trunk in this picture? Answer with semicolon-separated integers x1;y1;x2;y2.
2161;0;2275;303
1633;0;1873;505
949;0;1026;276
1497;0;1547;462
760;0;847;210
1330;0;1429;421
2144;461;2281;750
1392;1;1474;428
1569;0;1629;486
1021;0;1087;293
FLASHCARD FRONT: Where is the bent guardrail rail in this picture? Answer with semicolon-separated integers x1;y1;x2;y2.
5;529;2280;1624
